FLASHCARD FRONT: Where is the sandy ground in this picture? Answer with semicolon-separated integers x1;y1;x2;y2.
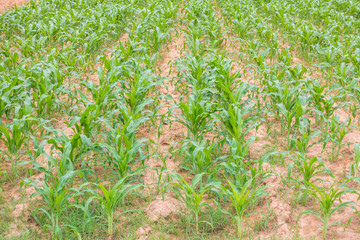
0;0;29;13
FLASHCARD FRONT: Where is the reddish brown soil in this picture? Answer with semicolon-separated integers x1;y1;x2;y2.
0;0;29;13
141;34;187;220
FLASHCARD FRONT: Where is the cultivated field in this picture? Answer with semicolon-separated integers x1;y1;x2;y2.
1;0;360;239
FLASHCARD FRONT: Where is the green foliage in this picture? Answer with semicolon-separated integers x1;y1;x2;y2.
91;176;142;236
175;94;215;140
298;179;356;239
290;118;321;153
322;115;352;161
24;171;82;239
98;122;148;179
177;139;220;175
288;154;333;185
349;143;360;177
171;173;221;233
0;120;29;176
1;0;360;239
222;175;268;239
288;154;333;204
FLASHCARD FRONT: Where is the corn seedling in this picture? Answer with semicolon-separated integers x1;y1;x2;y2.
178;139;220;175
298;179;356;239
171;172;221;234
175;94;215;140
98;118;148;178
23;171;82;239
349;144;360;177
322;115;352;161
290;118;321;154
218;103;257;163
0;121;29;176
69;104;102;139
119;63;161;116
91;176;142;236
222;175;268;239
288;154;333;204
47;131;92;166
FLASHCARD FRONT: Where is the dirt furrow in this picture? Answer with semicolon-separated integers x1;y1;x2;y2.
141;33;187;222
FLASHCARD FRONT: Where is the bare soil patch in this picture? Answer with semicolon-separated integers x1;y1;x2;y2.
0;0;29;13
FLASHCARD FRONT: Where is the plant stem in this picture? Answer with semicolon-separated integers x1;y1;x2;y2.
108;213;113;235
195;211;199;233
323;219;328;239
237;217;242;239
10;154;18;177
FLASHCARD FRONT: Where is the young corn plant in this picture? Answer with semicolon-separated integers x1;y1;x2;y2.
91;176;142;237
69;104;101;139
0;121;29;176
277;94;310;147
222;175;268;239
316;98;345;132
117;65;162;128
34;139;86;182
221;158;268;193
175;54;214;93
114;103;152;135
312;90;346;132
23;171;82;240
298;179;356;239
78;78;118;113
288;154;333;204
349;144;360;177
185;36;207;57
13;96;37;135
30;79;62;118
218;103;257;163
175;94;215;140
215;78;256;110
208;54;256;108
333;62;353;87
304;80;327;126
171;172;220;234
119;63;161;117
290;117;321;154
98;125;148;179
264;79;302;130
177;139;219;175
322;115;352;161
288;154;333;185
47;131;91;166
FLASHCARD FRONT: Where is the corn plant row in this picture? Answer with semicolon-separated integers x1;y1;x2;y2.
0;0;149;125
0;0;142;58
24;0;180;236
0;0;178;173
162;0;272;237
253;0;360;82
0;0;178;125
220;0;359;162
218;0;360;238
261;0;360;117
217;0;360;117
1;0;360;238
1;0;181;238
218;0;359;162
